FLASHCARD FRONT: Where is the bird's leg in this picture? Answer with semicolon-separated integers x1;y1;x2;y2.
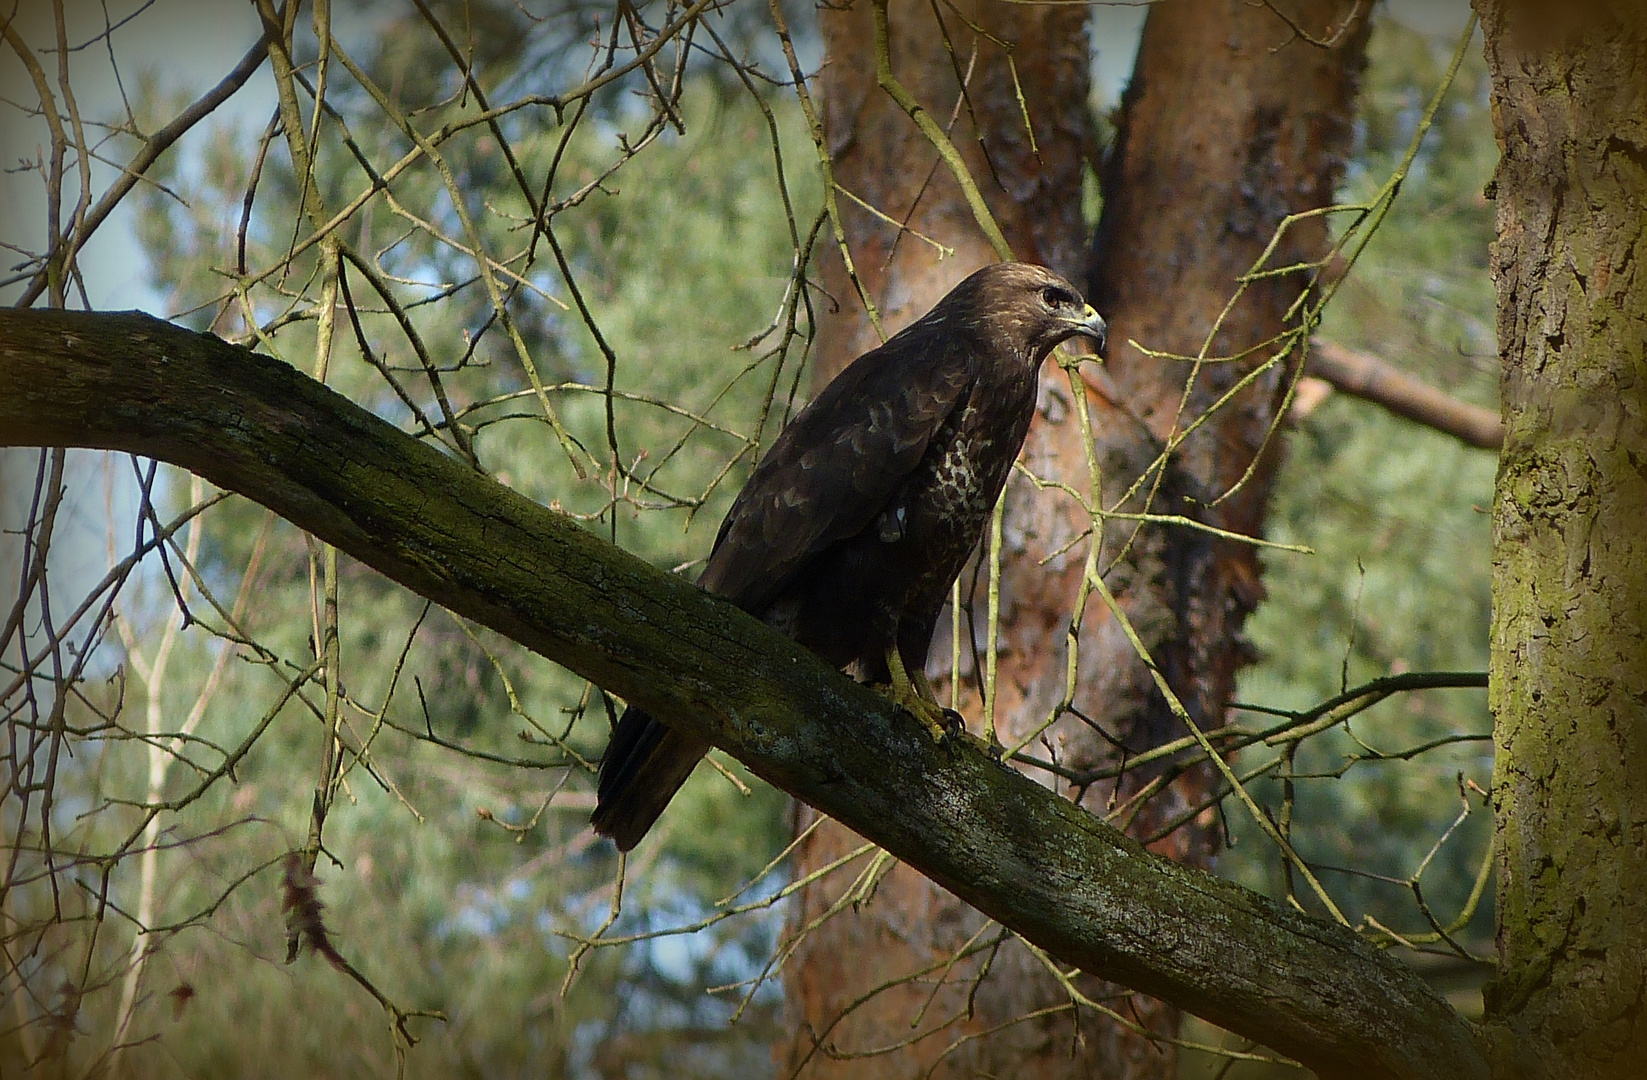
882;645;952;742
881;647;997;756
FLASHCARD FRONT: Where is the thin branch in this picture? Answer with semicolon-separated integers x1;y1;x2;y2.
871;0;1012;262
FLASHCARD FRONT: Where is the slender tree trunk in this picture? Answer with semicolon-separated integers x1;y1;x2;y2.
781;1;1368;1076
1475;2;1647;1076
1084;0;1369;774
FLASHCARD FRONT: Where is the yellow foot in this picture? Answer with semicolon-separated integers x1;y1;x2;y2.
880;647;997;756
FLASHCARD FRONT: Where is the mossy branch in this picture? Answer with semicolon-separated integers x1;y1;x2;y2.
0;307;1487;1080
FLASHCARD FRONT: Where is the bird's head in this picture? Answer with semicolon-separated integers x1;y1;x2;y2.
944;263;1108;366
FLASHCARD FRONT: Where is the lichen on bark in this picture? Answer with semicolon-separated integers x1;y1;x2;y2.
1477;0;1647;1073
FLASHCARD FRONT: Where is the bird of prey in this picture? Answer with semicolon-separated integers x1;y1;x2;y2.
592;262;1107;851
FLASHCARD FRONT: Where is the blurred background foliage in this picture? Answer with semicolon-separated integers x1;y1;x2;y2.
3;2;1495;1076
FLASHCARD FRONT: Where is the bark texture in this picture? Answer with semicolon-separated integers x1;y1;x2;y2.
1085;0;1369;764
786;1;1370;1075
1475;1;1647;1077
0;308;1490;1080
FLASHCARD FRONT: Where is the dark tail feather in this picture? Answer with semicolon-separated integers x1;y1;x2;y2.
591;706;710;851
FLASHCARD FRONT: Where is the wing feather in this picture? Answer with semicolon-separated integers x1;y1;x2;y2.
698;331;975;610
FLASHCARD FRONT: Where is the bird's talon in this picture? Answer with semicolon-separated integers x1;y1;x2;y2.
943;727;1004;759
912;702;951;745
882;647;962;745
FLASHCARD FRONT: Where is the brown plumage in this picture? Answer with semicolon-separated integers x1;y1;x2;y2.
592;263;1107;850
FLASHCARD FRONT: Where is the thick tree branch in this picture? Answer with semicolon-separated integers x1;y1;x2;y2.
0;308;1488;1080
1307;338;1503;450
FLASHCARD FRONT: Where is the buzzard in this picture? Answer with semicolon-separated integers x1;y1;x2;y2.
592;263;1107;850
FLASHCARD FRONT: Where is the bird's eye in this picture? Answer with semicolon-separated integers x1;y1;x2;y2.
1040;286;1074;309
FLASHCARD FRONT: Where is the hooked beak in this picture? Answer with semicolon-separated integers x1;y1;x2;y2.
1061;304;1108;360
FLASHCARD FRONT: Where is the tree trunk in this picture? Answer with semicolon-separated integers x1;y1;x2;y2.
781;1;1368;1076
1475;2;1647;1076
